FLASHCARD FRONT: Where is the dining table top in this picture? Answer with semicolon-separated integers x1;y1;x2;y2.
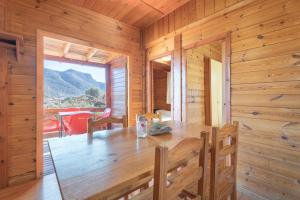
48;121;211;200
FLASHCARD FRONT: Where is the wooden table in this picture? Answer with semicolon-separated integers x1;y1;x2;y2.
48;121;211;200
58;111;96;137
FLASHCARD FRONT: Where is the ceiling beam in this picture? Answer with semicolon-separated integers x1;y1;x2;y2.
63;42;71;57
86;48;97;61
45;55;109;68
139;0;164;15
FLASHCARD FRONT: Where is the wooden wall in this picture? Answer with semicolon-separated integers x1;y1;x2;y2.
143;0;300;199
110;56;128;118
186;42;222;124
1;0;142;186
153;63;171;111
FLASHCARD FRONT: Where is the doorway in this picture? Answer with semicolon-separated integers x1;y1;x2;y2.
146;55;173;121
183;33;231;126
36;30;129;177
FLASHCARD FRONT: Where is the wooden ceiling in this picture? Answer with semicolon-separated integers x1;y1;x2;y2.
64;0;191;28
44;37;120;64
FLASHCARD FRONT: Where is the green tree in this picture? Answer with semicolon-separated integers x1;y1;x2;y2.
85;88;100;99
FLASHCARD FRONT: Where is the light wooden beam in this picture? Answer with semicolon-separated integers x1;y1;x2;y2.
104;53;118;64
86;48;97;61
139;0;164;15
63;42;71;57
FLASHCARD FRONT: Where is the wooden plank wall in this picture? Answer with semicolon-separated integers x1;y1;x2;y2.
186;43;222;124
2;0;142;185
153;64;171;111
143;0;300;199
110;56;128;118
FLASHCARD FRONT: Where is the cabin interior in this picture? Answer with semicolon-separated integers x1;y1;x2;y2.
0;0;299;200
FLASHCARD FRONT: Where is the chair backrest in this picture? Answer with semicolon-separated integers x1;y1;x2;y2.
96;108;111;120
210;121;239;200
144;113;161;122
88;115;127;134
67;113;92;135
132;132;209;200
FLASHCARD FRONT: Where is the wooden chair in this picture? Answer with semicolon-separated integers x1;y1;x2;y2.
88;115;127;135
131;131;210;200
210;121;239;200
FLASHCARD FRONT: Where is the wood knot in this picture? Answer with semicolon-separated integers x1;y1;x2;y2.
257;35;264;39
252;111;259;115
0;160;4;164
117;26;122;31
8;102;14;105
243;124;252;130
292;54;300;58
281;135;288;140
270;94;283;101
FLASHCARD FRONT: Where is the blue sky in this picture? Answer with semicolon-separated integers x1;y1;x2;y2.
44;60;106;83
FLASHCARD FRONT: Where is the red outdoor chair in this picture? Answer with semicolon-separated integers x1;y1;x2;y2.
95;108;111;130
96;108;111;119
43;116;60;133
63;113;92;135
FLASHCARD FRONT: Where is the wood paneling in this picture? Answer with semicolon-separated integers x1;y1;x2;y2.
143;0;246;44
110;56;128;117
2;0;142;185
143;0;300;199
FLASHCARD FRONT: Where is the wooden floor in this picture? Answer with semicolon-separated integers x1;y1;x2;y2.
0;174;62;200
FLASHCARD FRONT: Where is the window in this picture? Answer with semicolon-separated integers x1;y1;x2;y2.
44;60;106;109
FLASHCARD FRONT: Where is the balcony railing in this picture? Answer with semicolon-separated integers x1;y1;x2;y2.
43;107;105;138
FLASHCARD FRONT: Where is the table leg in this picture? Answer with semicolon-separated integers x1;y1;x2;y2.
59;116;63;138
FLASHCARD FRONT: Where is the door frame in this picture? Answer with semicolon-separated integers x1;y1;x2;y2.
182;32;231;124
36;30;130;178
145;51;173;118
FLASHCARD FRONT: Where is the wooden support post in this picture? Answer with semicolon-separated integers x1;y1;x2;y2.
173;34;182;121
222;33;231;124
0;47;8;188
106;65;111;109
204;57;212;126
146;57;153;113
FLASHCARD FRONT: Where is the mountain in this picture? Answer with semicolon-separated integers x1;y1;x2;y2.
44;68;106;99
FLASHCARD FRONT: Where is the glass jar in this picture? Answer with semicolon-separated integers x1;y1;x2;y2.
136;115;147;138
